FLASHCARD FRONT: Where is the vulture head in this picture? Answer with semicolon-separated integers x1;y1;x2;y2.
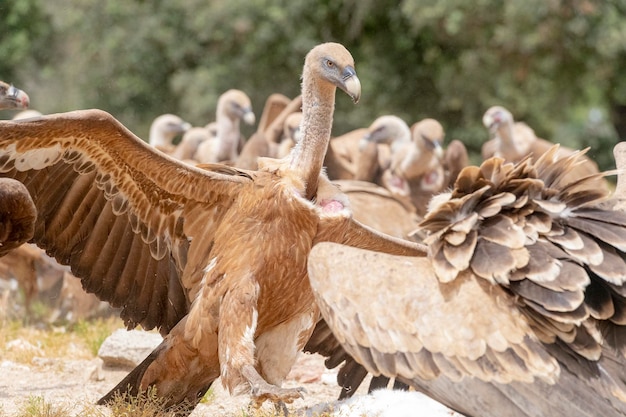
0;81;30;110
218;89;256;125
283;111;303;143
483;105;514;133
303;43;361;104
412;118;445;161
359;115;411;151
148;113;192;149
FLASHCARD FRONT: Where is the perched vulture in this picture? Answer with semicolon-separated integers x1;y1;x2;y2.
381;118;447;215
148;113;192;153
235;94;301;170
324;127;369;180
171;127;213;164
275;111;303;159
0;43;425;415
323;114;407;183
0;81;30;110
482;105;608;193
0;81;36;256
307;146;626;417
194;89;256;164
354;115;409;184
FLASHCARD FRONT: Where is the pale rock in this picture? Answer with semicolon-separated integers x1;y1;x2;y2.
303;389;465;417
97;329;162;368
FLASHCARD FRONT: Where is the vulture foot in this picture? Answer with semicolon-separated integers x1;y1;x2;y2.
242;365;306;408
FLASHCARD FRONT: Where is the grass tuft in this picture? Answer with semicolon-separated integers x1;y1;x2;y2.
0;317;123;365
13;396;74;417
105;386;193;417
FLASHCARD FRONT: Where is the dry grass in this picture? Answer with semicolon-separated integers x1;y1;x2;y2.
0;318;336;417
0;392;333;417
1;395;105;417
0;316;123;365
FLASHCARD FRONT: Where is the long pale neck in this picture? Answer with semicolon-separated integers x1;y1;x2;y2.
289;74;336;200
149;126;170;147
497;121;517;158
216;114;240;161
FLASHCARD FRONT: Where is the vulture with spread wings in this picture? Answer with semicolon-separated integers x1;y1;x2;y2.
0;43;425;415
307;146;626;417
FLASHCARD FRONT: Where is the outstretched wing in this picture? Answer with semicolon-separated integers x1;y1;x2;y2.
308;242;559;385
0;109;251;334
308;147;626;407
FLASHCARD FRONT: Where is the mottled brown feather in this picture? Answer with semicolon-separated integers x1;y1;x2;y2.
306;147;626;416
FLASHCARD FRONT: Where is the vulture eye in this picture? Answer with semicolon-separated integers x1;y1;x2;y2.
325;59;334;68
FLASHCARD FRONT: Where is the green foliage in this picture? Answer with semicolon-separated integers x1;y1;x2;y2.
0;0;54;83
2;0;625;169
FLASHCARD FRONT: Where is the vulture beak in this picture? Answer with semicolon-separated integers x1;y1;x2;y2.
7;85;30;109
483;113;497;132
242;109;256;125
433;141;444;160
341;66;361;104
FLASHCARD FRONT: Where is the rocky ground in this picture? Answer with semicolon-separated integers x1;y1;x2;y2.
0;330;462;417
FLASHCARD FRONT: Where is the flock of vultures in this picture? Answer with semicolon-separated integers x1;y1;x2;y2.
1;42;626;417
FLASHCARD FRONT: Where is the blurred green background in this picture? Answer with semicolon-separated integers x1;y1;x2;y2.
1;0;625;171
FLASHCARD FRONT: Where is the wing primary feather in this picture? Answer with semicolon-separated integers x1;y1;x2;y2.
95;209;134;297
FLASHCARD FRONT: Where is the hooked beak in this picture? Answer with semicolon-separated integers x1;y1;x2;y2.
243;109;256;125
5;85;30;109
483;112;502;132
341;66;361;104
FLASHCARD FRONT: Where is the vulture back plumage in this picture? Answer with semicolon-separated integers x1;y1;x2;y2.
307;145;626;417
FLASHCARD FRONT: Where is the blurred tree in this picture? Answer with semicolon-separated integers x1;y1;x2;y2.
0;0;54;93
3;0;625;170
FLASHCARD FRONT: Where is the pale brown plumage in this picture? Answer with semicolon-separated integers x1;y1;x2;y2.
0;243;41;312
195;89;256;164
324;128;369;180
482;105;608;193
275;111;303;159
324;115;407;183
13;109;43;120
0;43;424;415
170;127;212;163
148;113;192;153
333;180;421;242
442;139;469;187
255;93;291;134
381;118;447;215
235;94;301;170
307;146;626;417
0;243;103;320
353;115;408;183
